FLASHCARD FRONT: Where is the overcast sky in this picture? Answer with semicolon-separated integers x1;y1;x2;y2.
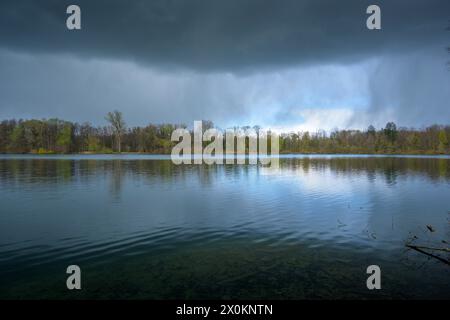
0;0;449;131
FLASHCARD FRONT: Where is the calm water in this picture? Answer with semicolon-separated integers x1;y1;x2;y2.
0;154;449;299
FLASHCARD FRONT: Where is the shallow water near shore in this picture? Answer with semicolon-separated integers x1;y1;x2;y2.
0;155;449;299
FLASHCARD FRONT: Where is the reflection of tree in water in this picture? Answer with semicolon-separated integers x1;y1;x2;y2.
55;160;74;182
134;160;179;182
129;160;255;188
383;165;398;186
109;160;124;200
366;169;376;182
0;159;76;187
278;157;449;185
0;157;449;190
196;164;253;187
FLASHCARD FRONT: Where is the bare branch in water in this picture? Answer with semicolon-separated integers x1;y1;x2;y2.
405;244;450;266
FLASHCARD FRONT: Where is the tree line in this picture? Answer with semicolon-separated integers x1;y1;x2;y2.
0;112;448;154
0;111;184;154
279;122;449;154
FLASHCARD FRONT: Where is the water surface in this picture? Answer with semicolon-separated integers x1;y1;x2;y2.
0;155;449;299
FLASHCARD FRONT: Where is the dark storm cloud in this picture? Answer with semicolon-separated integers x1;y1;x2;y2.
0;0;448;71
0;0;449;129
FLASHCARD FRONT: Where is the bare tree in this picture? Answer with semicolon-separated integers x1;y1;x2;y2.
105;110;126;153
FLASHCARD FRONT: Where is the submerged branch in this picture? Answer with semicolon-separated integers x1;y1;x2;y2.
406;245;450;252
405;244;450;266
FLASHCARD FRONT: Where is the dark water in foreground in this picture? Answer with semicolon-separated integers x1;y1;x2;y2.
0;155;449;299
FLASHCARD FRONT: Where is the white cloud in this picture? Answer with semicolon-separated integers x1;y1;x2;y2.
271;108;357;133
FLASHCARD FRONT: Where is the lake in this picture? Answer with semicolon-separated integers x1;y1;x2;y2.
0;154;449;299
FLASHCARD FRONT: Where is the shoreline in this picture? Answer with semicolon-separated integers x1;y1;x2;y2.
1;152;449;158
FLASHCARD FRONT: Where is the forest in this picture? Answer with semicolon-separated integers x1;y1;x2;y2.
0;111;448;155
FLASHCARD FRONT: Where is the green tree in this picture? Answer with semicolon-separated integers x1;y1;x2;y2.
10;124;27;153
56;124;73;153
367;125;376;136
87;135;101;152
384;122;397;143
438;129;448;153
